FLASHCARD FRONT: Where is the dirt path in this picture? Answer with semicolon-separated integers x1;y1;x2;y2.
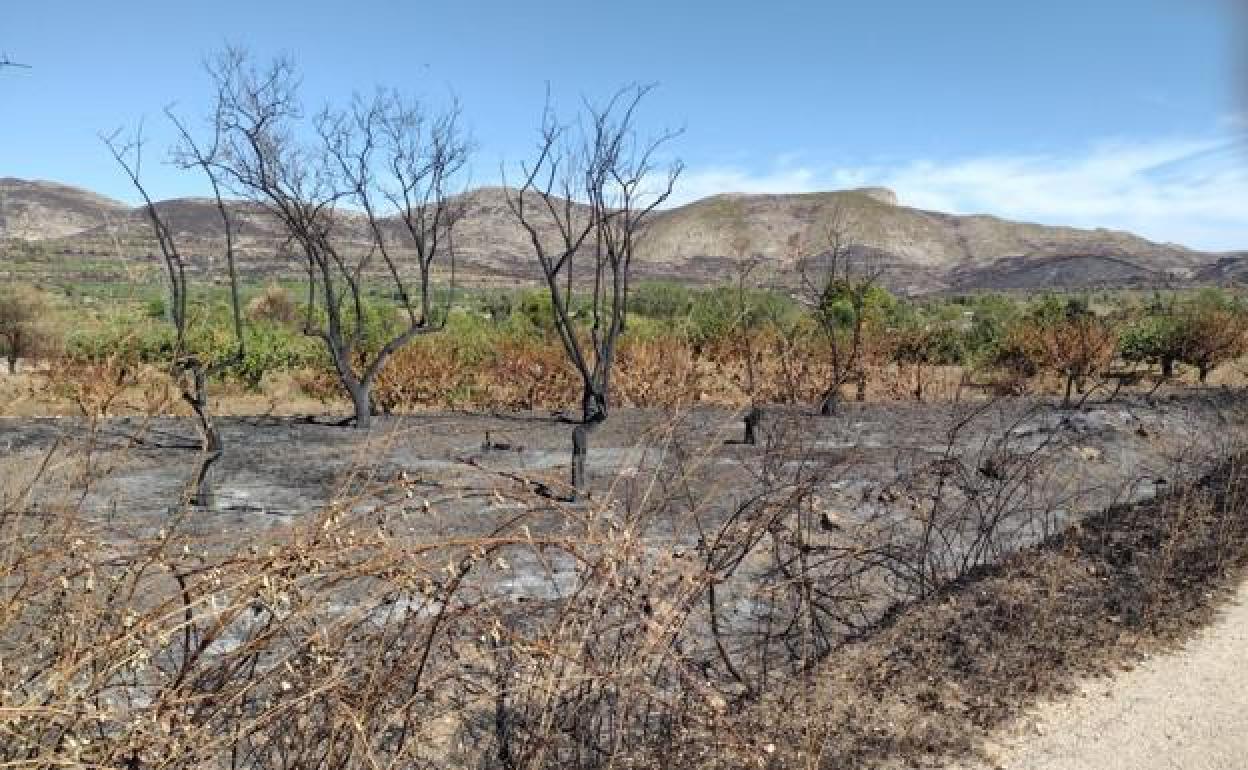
957;582;1248;770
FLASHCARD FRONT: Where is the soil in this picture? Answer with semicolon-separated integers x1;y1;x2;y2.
3;389;1245;559
763;453;1248;770
4;389;1248;767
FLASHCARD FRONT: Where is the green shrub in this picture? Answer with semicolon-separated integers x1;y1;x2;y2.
891;323;965;367
620;314;670;342
1120;315;1182;372
923;325;966;365
630;281;693;320
144;296;168;320
65;314;174;364
962;297;1021;365
815;282;895;330
228;324;326;386
476;290;515;326
686;287;801;344
518;289;561;332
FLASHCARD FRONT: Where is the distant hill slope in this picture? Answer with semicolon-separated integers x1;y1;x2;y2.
637;189;1207;274
1193;254;1248;284
0;178;130;240
0;177;1234;294
946;254;1174;293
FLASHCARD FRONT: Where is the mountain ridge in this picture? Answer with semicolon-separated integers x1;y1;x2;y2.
1;177;1238;294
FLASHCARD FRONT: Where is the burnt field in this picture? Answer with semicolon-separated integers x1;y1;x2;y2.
4;391;1241;541
4;390;1248;767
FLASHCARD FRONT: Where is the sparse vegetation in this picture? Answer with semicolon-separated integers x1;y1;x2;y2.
5;69;1248;769
10;283;1248;418
6;17;1248;770
3;372;1248;769
5;269;1248;770
0;283;59;373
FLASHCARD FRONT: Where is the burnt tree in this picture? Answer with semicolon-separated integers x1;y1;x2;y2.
508;85;681;496
205;50;469;429
795;207;881;416
103;112;243;507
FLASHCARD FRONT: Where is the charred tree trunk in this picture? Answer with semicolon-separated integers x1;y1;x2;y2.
507;85;680;501
187;448;222;509
348;382;373;432
581;387;608;425
571;422;595;499
106;113;247;513
743;406;762;445
570;395;609;498
181;363;223;508
330;346;375;431
1161;357;1175;379
818;384;839;417
851;302;866;403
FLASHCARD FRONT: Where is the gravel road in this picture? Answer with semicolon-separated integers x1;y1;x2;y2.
954;582;1248;770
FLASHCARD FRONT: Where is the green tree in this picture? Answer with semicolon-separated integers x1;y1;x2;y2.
890;323;964;402
1120;314;1182;378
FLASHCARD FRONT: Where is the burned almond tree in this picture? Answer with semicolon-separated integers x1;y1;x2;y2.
205;50;469;429
795;205;882;416
508;86;681;496
103;111;243;507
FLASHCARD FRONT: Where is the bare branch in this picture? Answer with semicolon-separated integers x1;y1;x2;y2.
793;203;884;415
202;48;470;429
507;83;681;496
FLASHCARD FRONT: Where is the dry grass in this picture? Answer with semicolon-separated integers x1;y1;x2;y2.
244;285;299;325
3;374;1248;768
0;364;334;419
751;456;1248;769
7;326;1248;420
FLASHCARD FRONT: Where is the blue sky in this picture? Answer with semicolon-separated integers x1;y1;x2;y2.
1;0;1245;249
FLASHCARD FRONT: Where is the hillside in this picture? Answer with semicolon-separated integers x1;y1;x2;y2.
0;177;1233;294
637;189;1209;291
0;178;131;240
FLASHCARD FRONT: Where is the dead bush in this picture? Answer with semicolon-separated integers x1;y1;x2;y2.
1004;312;1117;407
245;283;299;325
8;377;1248;769
0;283;62;373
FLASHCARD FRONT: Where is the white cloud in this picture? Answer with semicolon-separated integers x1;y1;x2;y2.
671;130;1248;252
